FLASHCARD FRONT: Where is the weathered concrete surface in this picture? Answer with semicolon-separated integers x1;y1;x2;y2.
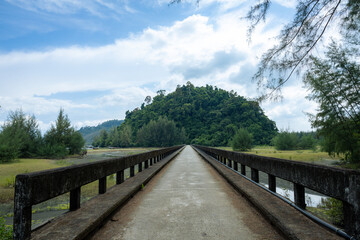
91;146;284;240
193;144;360;238
30;147;184;240
193;146;343;240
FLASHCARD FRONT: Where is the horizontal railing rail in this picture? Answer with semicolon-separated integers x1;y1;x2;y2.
14;145;184;240
192;145;360;239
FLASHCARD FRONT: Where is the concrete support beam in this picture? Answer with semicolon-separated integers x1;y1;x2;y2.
251;168;259;183
294;183;306;209
130;166;135;177
234;162;238;171
268;174;276;193
228;159;232;168
241;164;246;176
99;177;107;194
116;170;124;185
70;187;81;211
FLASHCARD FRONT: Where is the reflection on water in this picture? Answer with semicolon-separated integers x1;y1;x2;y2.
262;186;327;207
241;165;327;207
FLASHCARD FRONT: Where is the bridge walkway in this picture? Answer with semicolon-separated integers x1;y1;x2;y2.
91;146;284;240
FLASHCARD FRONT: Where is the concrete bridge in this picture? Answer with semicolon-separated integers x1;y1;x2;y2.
13;145;360;239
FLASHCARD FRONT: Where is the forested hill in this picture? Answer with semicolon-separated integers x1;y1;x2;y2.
121;83;277;146
79;119;123;144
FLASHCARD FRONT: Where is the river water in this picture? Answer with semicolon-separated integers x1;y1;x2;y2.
242;166;328;207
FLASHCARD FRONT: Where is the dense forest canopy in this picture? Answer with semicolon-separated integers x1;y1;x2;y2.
120;82;277;146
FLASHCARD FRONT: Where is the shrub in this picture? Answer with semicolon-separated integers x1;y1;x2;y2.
232;128;253;151
0;217;13;240
299;135;317;150
0;144;18;163
272;131;299;150
317;198;344;227
136;117;186;147
39;144;68;159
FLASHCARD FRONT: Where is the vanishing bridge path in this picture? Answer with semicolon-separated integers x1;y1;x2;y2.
91;146;283;240
14;144;360;239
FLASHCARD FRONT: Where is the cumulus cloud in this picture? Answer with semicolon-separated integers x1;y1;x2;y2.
0;9;315;131
261;84;318;131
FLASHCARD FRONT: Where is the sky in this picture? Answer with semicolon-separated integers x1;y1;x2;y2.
0;0;318;133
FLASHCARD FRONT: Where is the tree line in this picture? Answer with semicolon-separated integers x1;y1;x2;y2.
0;109;85;163
92;117;186;148
231;129;318;151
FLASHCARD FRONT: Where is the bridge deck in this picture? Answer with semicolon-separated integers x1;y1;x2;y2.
91;146;284;240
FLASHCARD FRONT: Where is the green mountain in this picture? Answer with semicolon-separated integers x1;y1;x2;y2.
79;119;124;144
121;83;278;146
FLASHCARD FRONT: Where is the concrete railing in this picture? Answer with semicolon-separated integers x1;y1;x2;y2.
192;145;360;239
14;145;184;240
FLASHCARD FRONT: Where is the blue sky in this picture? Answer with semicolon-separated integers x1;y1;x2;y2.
0;0;318;132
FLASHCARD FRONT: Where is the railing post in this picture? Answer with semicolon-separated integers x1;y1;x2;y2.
234;162;238;171
241;164;246;175
150;158;153;166
251;168;259;183
116;170;124;184
294;183;306;209
99;177;107;194
14;175;32;240
130;166;135;177
343;201;360;238
70;187;81;210
268;174;276;192
228;159;232;168
145;159;149;169
138;162;142;172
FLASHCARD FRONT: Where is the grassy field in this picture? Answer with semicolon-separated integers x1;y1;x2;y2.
220;146;341;166
0;159;61;203
0;147;154;224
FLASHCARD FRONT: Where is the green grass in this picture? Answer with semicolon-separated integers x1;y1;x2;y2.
0;159;61;203
0;148;153;205
0;148;153;227
219;146;341;166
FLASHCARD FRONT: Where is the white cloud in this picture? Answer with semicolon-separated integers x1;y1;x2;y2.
273;0;297;8
0;10;315;131
261;84;318;131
